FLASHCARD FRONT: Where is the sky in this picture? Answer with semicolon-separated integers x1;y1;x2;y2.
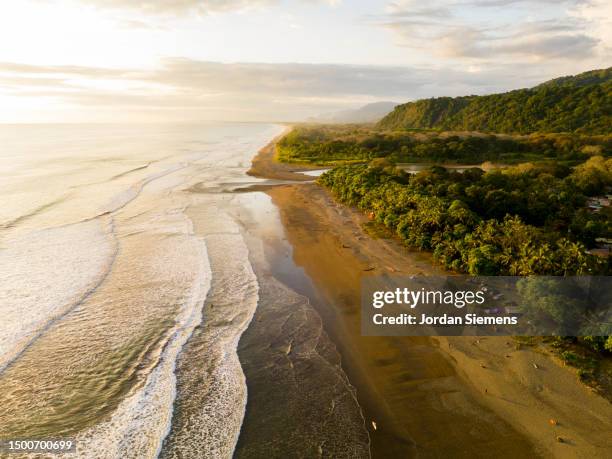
0;0;609;122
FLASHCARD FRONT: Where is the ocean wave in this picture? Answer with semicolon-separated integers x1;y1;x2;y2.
0;216;117;373
0;195;69;230
159;208;260;459
74;227;212;458
0;123;285;458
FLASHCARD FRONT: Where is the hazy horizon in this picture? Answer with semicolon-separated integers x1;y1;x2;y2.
0;0;610;123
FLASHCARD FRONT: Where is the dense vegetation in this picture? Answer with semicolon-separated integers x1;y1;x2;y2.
277;125;612;166
319;157;612;351
319;156;611;274
377;67;611;135
281;67;612;357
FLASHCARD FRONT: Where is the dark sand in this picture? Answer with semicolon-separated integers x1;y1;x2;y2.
233;191;371;458
264;184;539;458
241;137;612;458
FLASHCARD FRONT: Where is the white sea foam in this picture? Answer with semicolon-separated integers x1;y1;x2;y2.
0;217;116;371
69;164;265;459
158;199;260;459
0;123;284;458
75;221;212;459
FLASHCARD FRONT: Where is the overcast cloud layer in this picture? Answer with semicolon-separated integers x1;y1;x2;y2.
379;0;611;64
0;0;609;122
0;58;584;122
76;0;339;14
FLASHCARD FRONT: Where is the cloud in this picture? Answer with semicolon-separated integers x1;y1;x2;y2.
0;58;552;122
380;0;606;63
75;0;275;14
571;0;612;56
493;33;597;59
69;0;340;15
423;22;598;60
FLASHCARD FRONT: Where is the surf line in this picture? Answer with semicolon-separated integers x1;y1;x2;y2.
0;215;119;376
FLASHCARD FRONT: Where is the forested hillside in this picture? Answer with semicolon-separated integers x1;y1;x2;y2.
378;67;611;134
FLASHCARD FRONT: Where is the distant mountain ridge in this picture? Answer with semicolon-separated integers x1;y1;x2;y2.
378;67;612;134
310;101;399;123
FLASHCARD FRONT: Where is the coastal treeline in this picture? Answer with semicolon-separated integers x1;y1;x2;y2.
298;66;612;357
319;157;612;352
319;156;611;276
377;67;611;134
277;125;612;166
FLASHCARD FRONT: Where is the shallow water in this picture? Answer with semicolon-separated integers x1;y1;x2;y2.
0;123;287;456
231;192;370;458
0;122;370;458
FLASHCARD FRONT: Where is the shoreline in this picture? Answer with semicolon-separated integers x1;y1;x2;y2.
230;191;371;457
247;126;320;182
264;183;538;457
243;135;612;457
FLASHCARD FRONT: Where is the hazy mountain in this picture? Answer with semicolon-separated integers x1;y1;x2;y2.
310;101;399;124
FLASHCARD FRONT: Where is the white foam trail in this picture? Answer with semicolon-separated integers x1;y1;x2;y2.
0;217;116;371
0;123;284;458
75;224;211;459
159;200;260;459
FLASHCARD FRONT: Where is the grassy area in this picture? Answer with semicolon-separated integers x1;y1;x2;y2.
551;337;612;398
276;124;611;167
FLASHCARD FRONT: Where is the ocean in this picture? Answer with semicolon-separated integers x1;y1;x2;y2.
0;123;278;457
0;122;370;458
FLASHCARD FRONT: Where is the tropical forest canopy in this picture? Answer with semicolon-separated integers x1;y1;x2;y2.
277;124;611;166
377;67;611;135
276;67;612;355
320;156;611;274
319;157;612;350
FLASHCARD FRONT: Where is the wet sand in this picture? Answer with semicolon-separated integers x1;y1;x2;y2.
233;193;371;457
245;137;612;458
246;127;317;182
264;184;539;458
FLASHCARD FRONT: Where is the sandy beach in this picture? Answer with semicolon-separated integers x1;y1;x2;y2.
246;127;317;182
2;2;609;457
246;135;612;458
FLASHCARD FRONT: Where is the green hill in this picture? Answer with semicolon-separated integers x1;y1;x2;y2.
378;67;612;135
